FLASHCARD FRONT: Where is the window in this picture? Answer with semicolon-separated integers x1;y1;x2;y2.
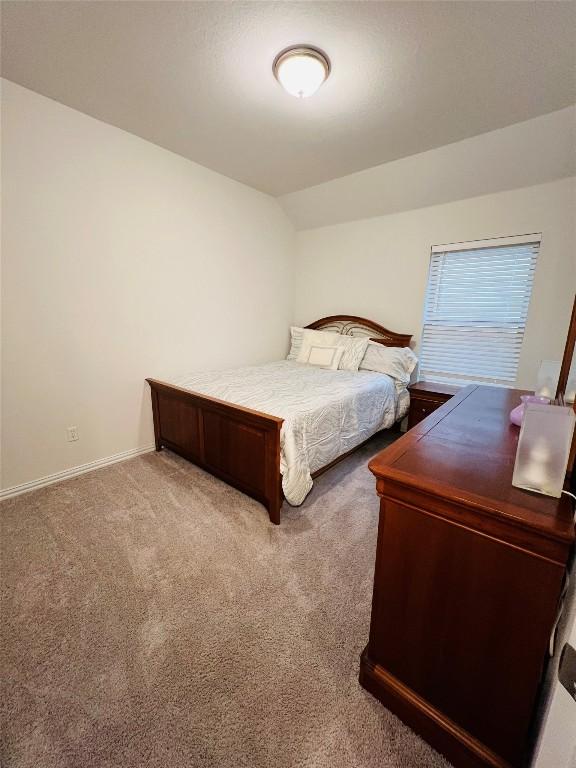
419;234;541;387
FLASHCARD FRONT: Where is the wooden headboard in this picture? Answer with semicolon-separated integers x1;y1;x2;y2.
305;315;412;348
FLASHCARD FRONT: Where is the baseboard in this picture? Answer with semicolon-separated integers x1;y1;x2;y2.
0;444;156;501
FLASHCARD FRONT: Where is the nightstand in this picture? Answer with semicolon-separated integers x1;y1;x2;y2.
407;381;460;430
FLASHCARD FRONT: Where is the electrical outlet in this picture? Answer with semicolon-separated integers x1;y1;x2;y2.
66;426;79;442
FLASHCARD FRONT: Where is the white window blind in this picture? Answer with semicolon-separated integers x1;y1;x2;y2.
419;235;541;387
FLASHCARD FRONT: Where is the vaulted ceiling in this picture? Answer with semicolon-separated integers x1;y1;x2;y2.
2;1;575;196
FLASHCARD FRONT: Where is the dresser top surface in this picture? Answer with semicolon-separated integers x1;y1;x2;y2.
369;385;575;543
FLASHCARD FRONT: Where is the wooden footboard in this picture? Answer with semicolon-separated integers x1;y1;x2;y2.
146;379;284;524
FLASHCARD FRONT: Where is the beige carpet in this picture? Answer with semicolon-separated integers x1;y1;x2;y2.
1;433;450;768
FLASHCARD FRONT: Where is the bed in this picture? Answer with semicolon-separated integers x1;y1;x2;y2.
146;315;413;524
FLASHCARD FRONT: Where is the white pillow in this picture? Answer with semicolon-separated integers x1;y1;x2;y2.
299;328;368;372
297;343;345;370
287;326;305;360
359;341;417;384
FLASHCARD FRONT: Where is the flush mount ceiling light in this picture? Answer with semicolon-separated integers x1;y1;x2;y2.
273;46;331;98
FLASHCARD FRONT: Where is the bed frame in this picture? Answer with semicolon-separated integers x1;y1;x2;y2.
146;315;412;525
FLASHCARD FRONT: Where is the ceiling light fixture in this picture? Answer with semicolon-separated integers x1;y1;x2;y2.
273;46;330;98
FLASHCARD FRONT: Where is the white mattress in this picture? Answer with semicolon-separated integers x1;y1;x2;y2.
172;361;407;506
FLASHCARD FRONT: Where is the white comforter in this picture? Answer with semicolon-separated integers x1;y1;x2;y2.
172;361;406;506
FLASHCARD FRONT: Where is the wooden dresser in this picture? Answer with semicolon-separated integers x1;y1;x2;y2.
360;385;575;768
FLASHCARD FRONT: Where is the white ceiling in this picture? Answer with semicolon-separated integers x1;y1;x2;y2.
2;1;575;196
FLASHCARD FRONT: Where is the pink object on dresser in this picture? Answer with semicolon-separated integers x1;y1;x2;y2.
509;394;550;426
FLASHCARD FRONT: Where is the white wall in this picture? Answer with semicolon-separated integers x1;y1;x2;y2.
1;80;295;491
2;79;575;492
280;106;576;231
293;177;576;390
